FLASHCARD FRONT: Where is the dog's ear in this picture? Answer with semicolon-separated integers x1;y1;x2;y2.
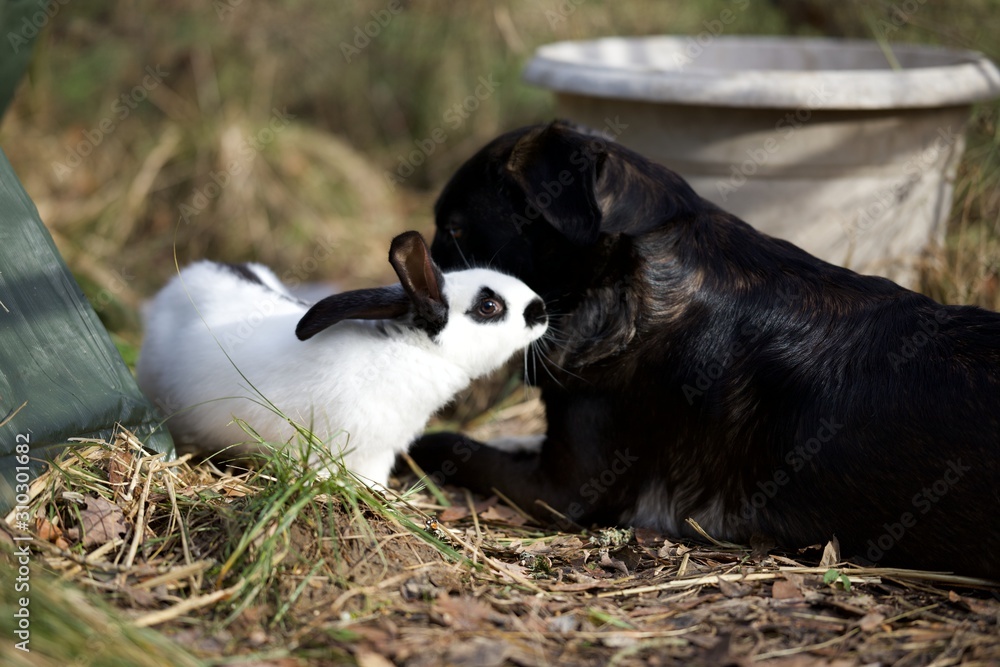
505;121;606;246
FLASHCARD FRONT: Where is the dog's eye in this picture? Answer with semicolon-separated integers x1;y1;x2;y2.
477;298;503;318
444;219;464;240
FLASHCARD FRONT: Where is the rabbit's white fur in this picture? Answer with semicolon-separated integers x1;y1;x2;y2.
136;248;547;486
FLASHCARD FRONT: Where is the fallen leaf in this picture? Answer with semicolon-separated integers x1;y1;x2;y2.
522;540;553;555
122;585;158;609
598;551;630;576
657;540;690;559
438;496;498;522
772;579;804;600
633;527;664;546
547;613;579;633
355;649;395;667
108;446;135;501
490;559;531;582
348;625;393;645
445;637;508;667
548;577;612;592
479;505;527;526
248;627;268;647
616;545;644;572
434;593;493;631
948;590;997;615
437;506;469;522
819;536;841;567
858;612;886;632
718;578;750;598
34;516;70;549
77;495;128;548
549;536;586;550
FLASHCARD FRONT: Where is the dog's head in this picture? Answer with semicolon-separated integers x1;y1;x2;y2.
431;120;704;308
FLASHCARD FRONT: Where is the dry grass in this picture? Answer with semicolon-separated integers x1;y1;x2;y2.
2;427;998;666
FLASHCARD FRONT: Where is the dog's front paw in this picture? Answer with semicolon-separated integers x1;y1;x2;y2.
406;431;479;482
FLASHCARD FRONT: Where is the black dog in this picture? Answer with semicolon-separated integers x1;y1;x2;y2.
410;120;1000;579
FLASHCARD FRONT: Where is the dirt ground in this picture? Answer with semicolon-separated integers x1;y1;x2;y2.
3;421;998;667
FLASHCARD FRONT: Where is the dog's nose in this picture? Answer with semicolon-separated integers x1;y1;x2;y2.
524;298;547;327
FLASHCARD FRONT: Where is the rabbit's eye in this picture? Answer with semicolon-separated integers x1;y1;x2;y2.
449;228;464;240
467;288;508;322
477;298;503;318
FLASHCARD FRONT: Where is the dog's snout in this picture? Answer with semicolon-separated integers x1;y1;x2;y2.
524;298;547;327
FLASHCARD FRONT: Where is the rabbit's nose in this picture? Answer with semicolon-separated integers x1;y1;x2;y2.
523;298;547;327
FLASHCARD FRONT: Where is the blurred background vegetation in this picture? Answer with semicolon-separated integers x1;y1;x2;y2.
2;0;999;353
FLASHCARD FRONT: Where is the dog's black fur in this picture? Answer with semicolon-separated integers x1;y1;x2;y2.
409;120;1000;579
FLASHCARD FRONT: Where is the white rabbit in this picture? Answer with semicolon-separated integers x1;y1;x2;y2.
136;231;548;486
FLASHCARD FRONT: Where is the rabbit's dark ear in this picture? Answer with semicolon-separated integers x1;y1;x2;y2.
388;232;448;336
296;286;409;340
505;120;606;247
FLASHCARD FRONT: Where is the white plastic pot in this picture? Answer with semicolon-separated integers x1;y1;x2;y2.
524;36;1000;286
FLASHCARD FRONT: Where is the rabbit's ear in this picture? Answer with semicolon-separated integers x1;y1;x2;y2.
388;232;449;336
296;286;409;340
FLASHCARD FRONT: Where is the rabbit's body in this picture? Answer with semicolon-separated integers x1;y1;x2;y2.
137;234;547;486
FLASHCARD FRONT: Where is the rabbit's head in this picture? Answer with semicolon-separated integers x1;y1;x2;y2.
296;232;547;376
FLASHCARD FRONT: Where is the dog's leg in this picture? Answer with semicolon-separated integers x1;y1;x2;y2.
408;431;626;526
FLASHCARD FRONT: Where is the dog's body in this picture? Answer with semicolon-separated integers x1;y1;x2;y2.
410;121;1000;578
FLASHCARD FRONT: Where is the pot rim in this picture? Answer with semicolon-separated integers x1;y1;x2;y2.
523;36;1000;110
